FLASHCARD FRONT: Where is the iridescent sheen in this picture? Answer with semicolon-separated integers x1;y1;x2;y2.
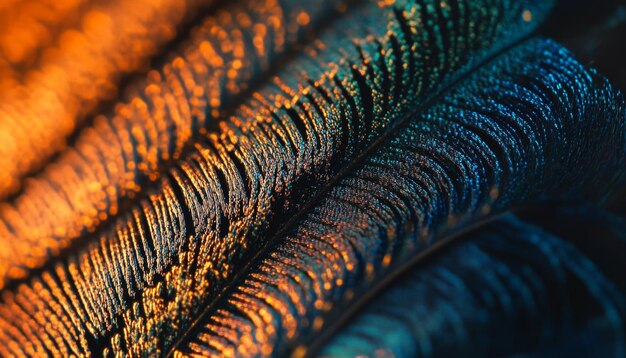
0;0;554;355
175;39;626;357
0;0;624;357
320;215;626;357
0;0;348;285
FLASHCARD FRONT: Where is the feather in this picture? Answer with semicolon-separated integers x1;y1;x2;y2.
519;202;626;294
172;39;626;357
0;0;352;284
0;0;218;196
0;0;558;355
318;214;626;357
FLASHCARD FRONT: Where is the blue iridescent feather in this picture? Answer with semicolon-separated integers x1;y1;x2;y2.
320;214;626;357
175;38;626;356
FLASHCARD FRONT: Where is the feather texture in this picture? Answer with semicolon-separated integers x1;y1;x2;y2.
0;0;218;196
0;0;557;355
173;39;626;357
320;215;626;357
1;0;625;357
0;0;348;285
519;203;626;294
